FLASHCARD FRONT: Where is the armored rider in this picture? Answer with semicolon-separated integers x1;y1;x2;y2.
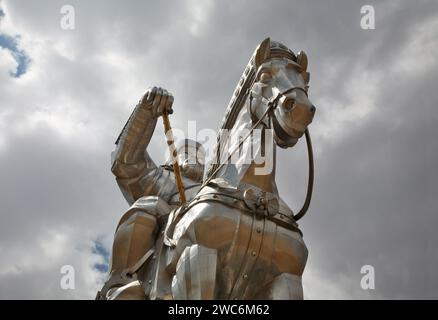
96;87;205;300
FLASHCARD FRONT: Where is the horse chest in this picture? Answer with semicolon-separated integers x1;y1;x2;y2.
174;196;307;298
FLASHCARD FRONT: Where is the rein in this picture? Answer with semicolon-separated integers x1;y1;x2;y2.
199;85;314;221
164;84;315;247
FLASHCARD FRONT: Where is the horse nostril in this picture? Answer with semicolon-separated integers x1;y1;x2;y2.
309;105;316;114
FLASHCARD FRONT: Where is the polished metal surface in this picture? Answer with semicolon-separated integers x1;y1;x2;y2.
97;38;316;300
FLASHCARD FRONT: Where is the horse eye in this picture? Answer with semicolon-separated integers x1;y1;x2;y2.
284;98;295;110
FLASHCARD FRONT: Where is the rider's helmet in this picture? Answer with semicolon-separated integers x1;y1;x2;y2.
165;139;205;182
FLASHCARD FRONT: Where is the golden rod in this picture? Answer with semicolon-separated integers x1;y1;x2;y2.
162;112;187;204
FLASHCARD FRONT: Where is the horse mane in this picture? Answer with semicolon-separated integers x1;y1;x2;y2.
205;38;297;179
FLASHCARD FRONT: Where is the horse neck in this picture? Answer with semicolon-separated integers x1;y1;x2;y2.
216;104;278;195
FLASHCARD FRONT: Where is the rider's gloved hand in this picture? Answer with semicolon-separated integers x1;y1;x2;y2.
140;87;174;118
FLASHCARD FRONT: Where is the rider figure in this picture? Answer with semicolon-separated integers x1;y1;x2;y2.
96;87;204;300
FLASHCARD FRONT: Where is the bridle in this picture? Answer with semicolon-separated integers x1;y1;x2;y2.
200;84;314;221
164;83;314;247
250;85;314;221
164;82;314;247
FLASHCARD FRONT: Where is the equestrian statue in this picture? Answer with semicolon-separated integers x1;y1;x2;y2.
96;38;316;300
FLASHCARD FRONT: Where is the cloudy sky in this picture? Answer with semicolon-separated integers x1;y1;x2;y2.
0;0;437;299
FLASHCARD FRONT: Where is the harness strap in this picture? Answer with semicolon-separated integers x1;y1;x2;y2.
248;86;314;221
163;188;303;248
124;249;155;277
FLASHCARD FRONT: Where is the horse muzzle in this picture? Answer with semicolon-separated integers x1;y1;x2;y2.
272;102;315;147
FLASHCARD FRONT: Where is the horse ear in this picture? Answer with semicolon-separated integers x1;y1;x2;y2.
297;51;308;72
301;71;310;84
255;38;271;67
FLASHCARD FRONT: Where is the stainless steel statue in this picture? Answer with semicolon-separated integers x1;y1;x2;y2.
97;38;316;300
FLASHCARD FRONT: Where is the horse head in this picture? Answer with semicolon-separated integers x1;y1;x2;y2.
249;38;316;148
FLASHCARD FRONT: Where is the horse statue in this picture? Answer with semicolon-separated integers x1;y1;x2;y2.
141;37;315;300
97;38;316;300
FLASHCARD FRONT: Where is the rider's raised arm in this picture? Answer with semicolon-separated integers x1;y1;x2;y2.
111;87;174;205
